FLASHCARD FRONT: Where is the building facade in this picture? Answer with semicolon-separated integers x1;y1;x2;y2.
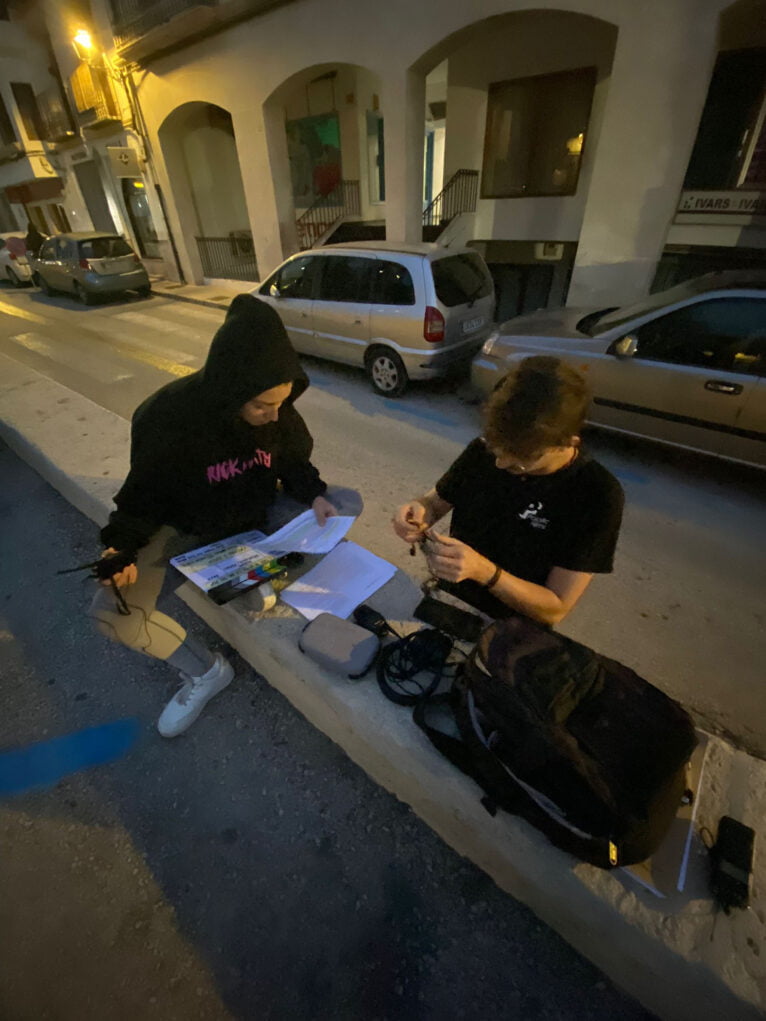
2;0;764;313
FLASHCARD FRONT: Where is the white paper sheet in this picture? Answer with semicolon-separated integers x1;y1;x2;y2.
259;509;355;555
280;541;397;620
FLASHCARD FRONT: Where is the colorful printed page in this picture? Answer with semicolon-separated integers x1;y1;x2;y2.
170;529;273;592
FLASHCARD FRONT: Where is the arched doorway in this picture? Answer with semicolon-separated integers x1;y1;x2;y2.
409;9;618;314
264;63;383;250
159;101;257;282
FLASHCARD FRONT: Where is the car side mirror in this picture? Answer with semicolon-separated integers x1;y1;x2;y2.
614;335;638;359
269;283;281;299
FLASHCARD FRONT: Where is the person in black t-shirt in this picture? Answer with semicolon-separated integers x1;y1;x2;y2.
393;356;624;625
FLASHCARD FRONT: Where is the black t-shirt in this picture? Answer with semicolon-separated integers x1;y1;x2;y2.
435;438;624;617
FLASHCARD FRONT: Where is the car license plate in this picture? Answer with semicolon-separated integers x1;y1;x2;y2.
462;316;485;334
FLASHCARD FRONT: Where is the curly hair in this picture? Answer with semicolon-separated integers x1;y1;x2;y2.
483;356;590;460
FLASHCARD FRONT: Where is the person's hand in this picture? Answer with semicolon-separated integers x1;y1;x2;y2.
100;548;138;588
393;501;429;543
425;531;495;585
312;494;338;526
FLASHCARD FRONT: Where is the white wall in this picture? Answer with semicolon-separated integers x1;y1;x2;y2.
180;111;250;236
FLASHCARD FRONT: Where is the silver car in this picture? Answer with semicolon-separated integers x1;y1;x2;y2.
255;241;495;395
31;231;150;305
472;272;766;469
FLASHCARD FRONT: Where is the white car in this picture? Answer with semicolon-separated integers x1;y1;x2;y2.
472;272;766;469
0;232;34;287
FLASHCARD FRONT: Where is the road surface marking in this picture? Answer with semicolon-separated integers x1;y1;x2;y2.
0;299;48;325
113;309;211;341
10;332;134;384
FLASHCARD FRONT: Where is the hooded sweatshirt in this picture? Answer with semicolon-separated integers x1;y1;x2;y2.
101;295;326;553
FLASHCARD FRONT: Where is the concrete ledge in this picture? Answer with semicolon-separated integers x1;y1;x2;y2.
2;353;764;1021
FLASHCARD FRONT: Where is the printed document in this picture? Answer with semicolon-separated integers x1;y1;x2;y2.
280;541;396;620
259;509;355;555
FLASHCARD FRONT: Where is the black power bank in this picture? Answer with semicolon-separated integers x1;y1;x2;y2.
414;596;483;643
710;816;755;913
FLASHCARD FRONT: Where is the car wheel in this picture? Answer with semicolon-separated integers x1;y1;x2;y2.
74;282;95;306
137;285;151;298
6;268;22;288
366;346;408;397
35;273;54;297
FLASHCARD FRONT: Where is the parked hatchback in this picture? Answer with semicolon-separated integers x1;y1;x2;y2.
0;233;33;287
31;231;150;305
472;271;766;468
255;242;495;395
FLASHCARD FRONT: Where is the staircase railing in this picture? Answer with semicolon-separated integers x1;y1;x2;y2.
296;179;361;249
422;169;479;229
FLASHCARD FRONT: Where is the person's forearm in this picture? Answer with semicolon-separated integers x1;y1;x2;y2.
473;559;569;626
414;489;451;527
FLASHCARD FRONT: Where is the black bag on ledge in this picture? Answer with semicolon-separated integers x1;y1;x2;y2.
414;615;697;869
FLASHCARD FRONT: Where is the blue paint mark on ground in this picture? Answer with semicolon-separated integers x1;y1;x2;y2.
0;718;140;797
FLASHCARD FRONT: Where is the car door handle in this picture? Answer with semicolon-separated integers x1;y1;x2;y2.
354;318;362;325
300;311;308;318
705;379;743;395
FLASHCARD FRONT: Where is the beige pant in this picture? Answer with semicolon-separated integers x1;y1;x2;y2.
89;526;190;661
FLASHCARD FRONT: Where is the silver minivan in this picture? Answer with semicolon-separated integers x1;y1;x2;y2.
255;242;495;395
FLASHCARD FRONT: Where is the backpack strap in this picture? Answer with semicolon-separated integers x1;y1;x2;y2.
413;694;620;870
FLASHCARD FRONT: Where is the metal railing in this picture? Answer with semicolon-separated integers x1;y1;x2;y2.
422;169;479;229
110;0;217;44
195;233;259;281
296;179;360;250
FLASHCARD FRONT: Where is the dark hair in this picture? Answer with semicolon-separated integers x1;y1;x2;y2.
483;356;590;459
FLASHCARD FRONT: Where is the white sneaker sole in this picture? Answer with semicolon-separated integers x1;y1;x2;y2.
157;655;234;738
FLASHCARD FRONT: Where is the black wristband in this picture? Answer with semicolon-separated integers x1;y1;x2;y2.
485;563;502;590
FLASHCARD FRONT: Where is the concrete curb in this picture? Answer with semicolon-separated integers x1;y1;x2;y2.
1;352;764;1021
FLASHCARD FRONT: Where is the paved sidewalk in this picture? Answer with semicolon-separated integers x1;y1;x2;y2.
150;277;252;311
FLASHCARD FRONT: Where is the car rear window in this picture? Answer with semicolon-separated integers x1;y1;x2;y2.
79;237;134;259
431;252;493;307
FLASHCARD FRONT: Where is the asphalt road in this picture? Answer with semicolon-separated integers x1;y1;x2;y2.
1;282;764;757
0;441;653;1020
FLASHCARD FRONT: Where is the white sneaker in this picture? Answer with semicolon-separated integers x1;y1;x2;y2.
157;653;234;738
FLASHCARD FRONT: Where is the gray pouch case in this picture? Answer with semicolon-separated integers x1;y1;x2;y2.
299;612;380;678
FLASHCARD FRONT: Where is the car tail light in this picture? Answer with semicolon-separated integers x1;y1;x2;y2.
9;252;16;260
423;305;445;343
79;258;91;270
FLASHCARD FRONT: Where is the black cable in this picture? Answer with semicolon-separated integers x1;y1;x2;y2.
376;629;463;706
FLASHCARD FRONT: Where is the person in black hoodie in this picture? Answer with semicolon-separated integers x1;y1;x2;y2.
90;295;360;737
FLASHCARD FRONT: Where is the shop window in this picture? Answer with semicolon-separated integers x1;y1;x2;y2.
10;83;45;141
482;67;596;198
47;203;71;232
685;49;766;190
0;92;18;146
28;206;50;234
122;179;160;257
